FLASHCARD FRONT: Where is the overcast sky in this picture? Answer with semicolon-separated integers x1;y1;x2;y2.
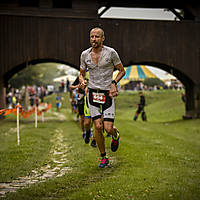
99;7;177;21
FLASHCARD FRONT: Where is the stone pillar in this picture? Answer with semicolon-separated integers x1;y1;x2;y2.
194;84;200;118
0;78;6;109
184;83;200;119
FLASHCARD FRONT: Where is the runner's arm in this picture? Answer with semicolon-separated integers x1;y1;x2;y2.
69;84;79;90
79;68;87;90
113;63;125;83
109;63;125;97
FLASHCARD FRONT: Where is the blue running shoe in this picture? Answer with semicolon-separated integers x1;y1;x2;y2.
106;134;111;137
111;132;120;152
98;156;109;168
91;139;97;147
85;136;90;144
82;132;86;139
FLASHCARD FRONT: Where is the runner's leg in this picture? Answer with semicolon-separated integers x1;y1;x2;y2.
103;96;117;137
104;121;117;137
93;118;105;154
87;90;108;167
84;117;91;143
84;117;91;131
78;102;85;136
80;114;85;133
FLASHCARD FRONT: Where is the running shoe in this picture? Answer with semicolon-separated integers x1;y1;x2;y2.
85;136;90;144
85;130;90;144
82;132;86;139
98;156;109;168
91;139;97;147
106;134;111;137
111;131;120;152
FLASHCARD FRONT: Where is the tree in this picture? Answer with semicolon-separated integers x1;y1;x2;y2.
9;63;61;88
143;78;165;87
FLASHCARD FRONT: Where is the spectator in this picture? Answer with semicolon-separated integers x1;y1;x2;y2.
133;91;147;121
181;92;186;103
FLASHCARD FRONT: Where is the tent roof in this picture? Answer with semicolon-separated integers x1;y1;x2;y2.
113;65;158;86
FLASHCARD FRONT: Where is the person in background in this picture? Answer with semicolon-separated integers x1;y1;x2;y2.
84;87;96;147
61;79;65;93
66;78;70;93
56;93;62;112
70;77;85;137
35;95;39;108
181;92;186;103
133;91;147;121
7;92;12;108
12;94;17;108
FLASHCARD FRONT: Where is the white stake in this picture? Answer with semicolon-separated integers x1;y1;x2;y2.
17;106;20;146
35;106;37;128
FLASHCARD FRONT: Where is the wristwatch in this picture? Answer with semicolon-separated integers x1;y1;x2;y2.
112;80;117;86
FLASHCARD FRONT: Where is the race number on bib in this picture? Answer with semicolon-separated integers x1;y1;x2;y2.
92;92;106;104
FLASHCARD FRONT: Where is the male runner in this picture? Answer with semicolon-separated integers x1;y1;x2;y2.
79;27;125;168
84;87;96;147
70;73;95;145
70;77;85;137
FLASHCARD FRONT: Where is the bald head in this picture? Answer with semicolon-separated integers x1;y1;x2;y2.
90;27;104;37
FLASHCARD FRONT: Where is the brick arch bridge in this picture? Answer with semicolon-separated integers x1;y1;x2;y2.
0;1;200;118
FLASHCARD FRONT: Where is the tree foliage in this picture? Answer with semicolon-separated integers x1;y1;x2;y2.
9;63;62;88
143;78;165;87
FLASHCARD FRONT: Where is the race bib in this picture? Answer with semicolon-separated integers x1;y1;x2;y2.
92;92;106;104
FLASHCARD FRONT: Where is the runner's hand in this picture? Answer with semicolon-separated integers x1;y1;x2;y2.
109;83;118;97
79;80;87;90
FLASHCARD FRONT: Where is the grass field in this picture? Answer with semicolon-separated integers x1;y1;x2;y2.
0;90;199;200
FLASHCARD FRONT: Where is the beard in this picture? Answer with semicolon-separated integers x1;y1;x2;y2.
91;41;101;48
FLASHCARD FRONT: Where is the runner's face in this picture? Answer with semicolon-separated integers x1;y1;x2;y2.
90;29;104;48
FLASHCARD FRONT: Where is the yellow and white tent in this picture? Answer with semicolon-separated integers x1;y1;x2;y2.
113;65;157;86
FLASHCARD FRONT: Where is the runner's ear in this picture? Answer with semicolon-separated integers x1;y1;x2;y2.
102;35;105;42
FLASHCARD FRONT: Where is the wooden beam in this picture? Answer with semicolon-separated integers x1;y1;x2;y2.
0;7;98;19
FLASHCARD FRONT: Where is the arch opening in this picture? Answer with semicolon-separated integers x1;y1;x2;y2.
126;61;194;87
4;58;79;86
2;58;79;111
122;61;197;119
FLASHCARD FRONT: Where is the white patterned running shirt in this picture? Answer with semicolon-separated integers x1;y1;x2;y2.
80;45;121;90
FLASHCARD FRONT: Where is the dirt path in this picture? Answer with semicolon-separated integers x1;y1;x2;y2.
0;117;71;197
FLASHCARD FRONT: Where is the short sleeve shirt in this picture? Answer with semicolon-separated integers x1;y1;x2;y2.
80;45;121;90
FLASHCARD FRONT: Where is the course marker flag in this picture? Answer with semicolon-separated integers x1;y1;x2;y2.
0;103;51;119
0;103;52;144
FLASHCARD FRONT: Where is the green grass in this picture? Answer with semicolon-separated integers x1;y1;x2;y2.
0;90;200;200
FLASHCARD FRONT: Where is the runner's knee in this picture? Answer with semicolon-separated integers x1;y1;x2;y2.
96;124;102;132
104;125;113;134
84;118;91;128
94;121;102;132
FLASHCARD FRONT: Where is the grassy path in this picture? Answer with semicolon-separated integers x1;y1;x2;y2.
0;91;200;200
